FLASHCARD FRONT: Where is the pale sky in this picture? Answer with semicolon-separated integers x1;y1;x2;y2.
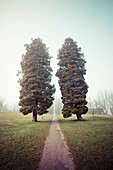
0;0;113;105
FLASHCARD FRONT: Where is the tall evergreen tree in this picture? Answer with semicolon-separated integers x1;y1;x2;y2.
56;38;88;120
17;38;55;122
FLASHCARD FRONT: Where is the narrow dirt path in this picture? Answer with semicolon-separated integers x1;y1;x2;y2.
37;115;76;170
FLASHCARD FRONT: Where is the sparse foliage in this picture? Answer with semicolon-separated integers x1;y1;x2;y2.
48;104;54;115
56;38;88;120
88;90;113;115
55;96;63;115
87;98;95;115
0;97;5;111
108;92;113;115
17;38;55;121
88;98;104;115
96;90;109;114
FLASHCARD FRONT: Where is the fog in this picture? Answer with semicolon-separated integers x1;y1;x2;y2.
0;0;113;108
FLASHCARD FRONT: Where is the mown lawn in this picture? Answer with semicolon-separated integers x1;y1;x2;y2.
0;112;52;170
58;114;113;170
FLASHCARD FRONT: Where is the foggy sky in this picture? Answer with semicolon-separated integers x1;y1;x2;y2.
0;0;113;105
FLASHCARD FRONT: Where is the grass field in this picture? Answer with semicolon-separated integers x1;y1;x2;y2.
58;114;113;170
0;111;52;170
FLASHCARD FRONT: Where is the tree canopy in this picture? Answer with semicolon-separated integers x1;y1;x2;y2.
18;38;55;121
56;38;88;120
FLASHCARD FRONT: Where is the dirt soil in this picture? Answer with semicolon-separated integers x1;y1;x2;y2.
37;115;76;170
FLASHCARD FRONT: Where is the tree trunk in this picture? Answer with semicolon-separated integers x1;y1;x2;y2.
32;108;37;122
76;113;84;121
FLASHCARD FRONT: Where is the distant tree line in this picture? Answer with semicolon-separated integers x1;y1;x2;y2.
55;96;63;115
0;97;5;111
88;90;113;115
0;97;19;112
47;96;63;115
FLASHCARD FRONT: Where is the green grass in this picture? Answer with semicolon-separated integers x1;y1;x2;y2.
0;111;52;170
58;114;113;170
